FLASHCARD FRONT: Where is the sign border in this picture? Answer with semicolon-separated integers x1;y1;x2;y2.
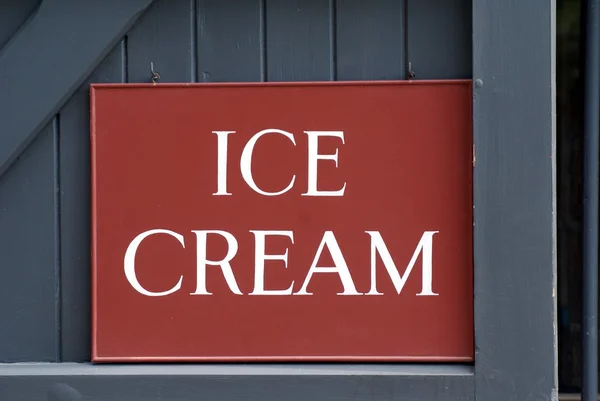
89;79;474;363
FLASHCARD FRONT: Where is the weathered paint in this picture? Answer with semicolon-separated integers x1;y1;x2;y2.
0;0;556;399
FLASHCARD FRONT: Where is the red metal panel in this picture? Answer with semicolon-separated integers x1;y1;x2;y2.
90;81;474;362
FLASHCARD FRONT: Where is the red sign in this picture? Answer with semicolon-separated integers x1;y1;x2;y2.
90;81;473;362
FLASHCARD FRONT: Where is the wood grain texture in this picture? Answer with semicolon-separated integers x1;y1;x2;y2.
406;0;472;80
0;363;474;401
127;0;194;83
0;0;41;50
472;0;558;400
336;0;405;80
0;0;156;178
59;45;124;362
197;0;262;82
265;0;331;81
0;0;54;364
0;123;58;362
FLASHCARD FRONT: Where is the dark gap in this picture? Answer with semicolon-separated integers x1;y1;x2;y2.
557;0;586;394
120;36;128;83
191;0;198;82
52;114;62;363
328;0;337;81
403;0;409;79
259;0;267;82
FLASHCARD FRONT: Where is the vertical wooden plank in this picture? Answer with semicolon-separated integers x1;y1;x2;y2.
0;0;52;364
406;0;472;79
197;0;262;82
473;0;558;400
336;0;405;80
0;123;58;362
0;0;41;50
59;45;124;362
127;0;194;83
265;0;331;81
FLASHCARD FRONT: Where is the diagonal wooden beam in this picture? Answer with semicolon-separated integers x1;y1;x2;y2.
0;0;155;178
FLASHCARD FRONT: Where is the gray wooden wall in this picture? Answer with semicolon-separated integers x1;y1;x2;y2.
0;0;471;363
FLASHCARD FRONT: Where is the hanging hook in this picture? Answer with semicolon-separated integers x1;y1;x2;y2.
150;62;161;84
407;62;416;80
